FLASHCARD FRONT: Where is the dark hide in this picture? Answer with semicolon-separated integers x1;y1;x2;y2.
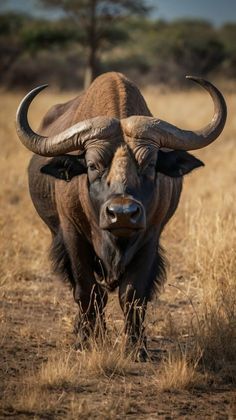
41;155;86;181
50;229;74;288
149;243;167;299
156;150;204;177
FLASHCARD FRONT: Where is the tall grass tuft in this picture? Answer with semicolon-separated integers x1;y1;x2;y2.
158;351;206;391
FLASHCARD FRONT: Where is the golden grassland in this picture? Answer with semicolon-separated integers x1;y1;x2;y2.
0;83;236;418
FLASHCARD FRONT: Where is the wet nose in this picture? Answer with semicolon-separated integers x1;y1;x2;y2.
106;201;142;225
100;197;146;234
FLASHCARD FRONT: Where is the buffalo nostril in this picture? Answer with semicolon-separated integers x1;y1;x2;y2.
125;204;141;223
106;206;117;223
108;202;142;222
129;206;141;223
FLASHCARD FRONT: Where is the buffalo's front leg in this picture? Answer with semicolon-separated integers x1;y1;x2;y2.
119;282;147;361
73;281;107;346
118;241;158;361
60;223;108;346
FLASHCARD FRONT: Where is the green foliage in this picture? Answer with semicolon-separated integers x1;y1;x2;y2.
99;25;129;48
218;24;236;78
0;13;28;82
152;20;225;80
220;23;236;55
0;12;27;36
21;20;81;52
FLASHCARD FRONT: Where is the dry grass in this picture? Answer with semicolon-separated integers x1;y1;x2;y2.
39;352;79;389
13;340;136;417
143;84;236;383
78;340;133;378
157;352;206;392
1;82;236;417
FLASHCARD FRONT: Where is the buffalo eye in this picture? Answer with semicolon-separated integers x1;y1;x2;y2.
141;161;156;180
87;162;97;171
87;162;103;183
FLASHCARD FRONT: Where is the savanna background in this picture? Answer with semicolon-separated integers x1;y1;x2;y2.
0;0;236;418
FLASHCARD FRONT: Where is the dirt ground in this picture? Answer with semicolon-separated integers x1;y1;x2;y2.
1;276;236;419
0;85;235;419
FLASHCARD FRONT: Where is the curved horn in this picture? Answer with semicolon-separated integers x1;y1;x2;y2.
15;85;120;156
123;77;227;151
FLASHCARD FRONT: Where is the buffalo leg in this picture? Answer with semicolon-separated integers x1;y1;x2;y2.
118;242;158;361
56;224;108;344
119;281;148;361
73;281;108;344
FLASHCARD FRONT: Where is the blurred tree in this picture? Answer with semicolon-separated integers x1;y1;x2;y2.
150;20;226;84
0;13;27;83
1;11;236;89
39;0;151;87
21;19;80;53
219;23;236;78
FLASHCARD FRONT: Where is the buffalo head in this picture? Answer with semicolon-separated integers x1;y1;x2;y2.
16;77;226;244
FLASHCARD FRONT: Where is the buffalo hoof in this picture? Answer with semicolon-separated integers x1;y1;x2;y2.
125;334;148;362
72;340;85;352
73;321;91;351
135;347;148;362
72;329;91;351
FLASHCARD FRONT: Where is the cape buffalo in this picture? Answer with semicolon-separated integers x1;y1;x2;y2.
16;72;227;359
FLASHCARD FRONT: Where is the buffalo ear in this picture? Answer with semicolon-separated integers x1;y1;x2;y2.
156;150;204;177
41;155;87;181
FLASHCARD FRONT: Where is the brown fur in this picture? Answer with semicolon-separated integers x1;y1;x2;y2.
107;145;139;188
